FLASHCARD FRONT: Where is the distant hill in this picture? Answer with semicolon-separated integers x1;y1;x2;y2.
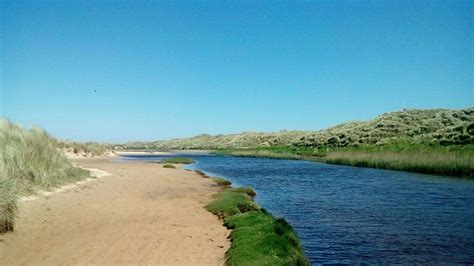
127;108;474;150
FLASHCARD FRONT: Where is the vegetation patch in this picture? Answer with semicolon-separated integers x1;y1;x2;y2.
162;164;176;169
0;119;90;232
194;170;209;178
228;187;256;197
158;157;195;164
211;177;232;187
205;175;308;265
224;210;308;266
206;191;258;219
218;143;474;178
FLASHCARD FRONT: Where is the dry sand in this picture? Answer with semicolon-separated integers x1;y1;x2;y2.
0;157;229;265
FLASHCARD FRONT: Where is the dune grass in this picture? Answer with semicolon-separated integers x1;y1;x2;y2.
0;119;90;232
206;177;308;265
162;164;176;169
158;157;195;164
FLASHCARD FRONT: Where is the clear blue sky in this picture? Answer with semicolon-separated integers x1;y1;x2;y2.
1;1;472;143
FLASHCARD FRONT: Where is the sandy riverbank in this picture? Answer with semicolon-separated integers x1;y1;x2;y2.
0;157;229;265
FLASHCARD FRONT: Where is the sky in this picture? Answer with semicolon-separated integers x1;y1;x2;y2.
0;1;472;143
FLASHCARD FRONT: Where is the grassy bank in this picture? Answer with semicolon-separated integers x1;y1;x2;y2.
206;175;308;265
216;144;474;178
0;120;90;232
157;157;195;164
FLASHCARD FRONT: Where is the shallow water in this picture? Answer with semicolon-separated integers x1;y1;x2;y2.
121;154;474;264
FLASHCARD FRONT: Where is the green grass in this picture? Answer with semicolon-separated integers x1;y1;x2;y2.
162;164;176;169
194;170;209;177
228;187;256;197
211;177;232;187
158;157;195;164
217;143;474;178
206;191;259;219
206;176;308;265
224;210;308;266
0;119;90;232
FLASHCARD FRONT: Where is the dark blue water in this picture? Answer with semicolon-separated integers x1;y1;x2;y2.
121;154;474;264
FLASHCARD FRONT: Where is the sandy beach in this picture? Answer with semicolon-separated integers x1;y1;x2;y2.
0;157;229;265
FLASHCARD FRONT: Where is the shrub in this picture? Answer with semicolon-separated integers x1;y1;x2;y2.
163;164;176;169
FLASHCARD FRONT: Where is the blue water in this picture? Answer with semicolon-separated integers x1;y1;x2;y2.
121;154;474;264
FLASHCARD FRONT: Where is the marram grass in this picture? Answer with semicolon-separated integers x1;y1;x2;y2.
0;119;90;232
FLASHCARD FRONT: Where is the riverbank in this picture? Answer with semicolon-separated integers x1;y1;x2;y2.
216;144;474;178
0;157;229;265
200;171;308;265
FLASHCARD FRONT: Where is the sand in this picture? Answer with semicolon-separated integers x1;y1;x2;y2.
0;157;229;265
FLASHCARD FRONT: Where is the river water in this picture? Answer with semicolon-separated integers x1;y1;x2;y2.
121;154;474;264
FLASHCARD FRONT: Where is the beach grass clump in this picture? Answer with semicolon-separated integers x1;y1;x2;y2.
158;157;195;164
162;164;176;169
211;177;232;187
227;187;256;197
194;170;209;177
205;175;308;265
0;119;90;232
224;210;308;266
0;179;19;232
206;191;259;219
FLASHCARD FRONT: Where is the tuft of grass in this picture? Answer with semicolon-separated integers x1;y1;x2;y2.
211;177;232;187
0;179;18;232
0;119;90;232
194;170;209;178
224;210;308;266
158;157;195;164
228;187;256;197
206;191;259;219
162;164;176;169
205;175;308;265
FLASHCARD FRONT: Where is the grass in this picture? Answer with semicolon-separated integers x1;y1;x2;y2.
0;119;90;232
162;164;176;169
206;177;308;265
224;210;308;266
228;187;256;197
206;191;259;219
211;177;232;187
158;157;195;164
58;140;116;156
326;149;473;177
217;143;474;178
194;170;209;177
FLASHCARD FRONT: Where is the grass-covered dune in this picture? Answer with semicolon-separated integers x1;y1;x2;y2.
127;108;474;150
127;108;474;177
207;176;308;265
0;119;90;232
58;140;119;157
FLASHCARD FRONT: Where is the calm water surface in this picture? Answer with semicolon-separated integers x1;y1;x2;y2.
121;154;474;264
